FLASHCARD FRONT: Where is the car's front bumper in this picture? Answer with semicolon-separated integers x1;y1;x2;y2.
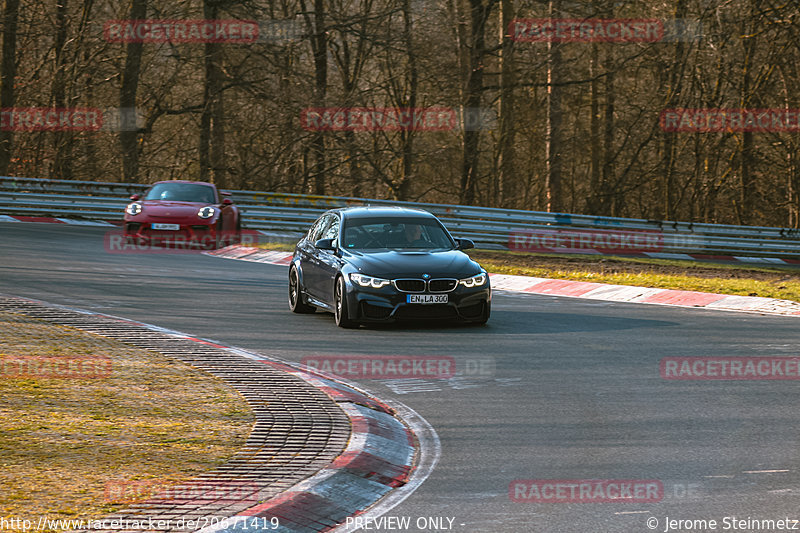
124;221;218;247
344;281;491;322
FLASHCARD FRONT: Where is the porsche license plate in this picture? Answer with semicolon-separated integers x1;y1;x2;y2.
151;223;180;230
407;294;448;304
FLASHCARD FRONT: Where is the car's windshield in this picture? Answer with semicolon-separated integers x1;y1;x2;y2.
144;183;216;203
341;216;454;250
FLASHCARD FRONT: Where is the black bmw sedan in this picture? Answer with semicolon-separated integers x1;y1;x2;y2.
288;206;491;328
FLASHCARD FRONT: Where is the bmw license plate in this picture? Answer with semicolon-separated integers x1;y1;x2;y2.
151;223;180;230
407;294;448;304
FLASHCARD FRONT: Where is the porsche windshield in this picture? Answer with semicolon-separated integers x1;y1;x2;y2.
144;183;217;203
341;217;455;250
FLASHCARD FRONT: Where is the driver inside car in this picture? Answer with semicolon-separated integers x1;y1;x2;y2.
402;223;427;247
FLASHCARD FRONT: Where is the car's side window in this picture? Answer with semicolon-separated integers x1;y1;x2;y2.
320;215;340;242
308;215;329;242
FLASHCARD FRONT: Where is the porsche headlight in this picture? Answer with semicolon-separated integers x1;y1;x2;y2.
126;202;142;216
350;273;391;289
197;206;216;219
459;272;486;288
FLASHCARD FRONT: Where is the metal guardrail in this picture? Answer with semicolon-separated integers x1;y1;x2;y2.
1;176;800;258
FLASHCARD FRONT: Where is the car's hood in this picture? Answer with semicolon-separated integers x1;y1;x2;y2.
344;249;481;279
139;201;209;219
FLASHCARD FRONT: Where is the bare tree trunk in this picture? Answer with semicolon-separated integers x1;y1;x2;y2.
311;0;327;195
738;0;758;225
661;0;688;220
791;134;800;228
497;0;516;208
119;0;146;182
199;102;210;182
199;0;227;188
603;64;616;215
83;52;96;178
588;41;601;214
329;0;374;198
396;0;417;201
75;0;95;178
209;54;226;189
0;0;20;176
545;0;563;212
780;61;800;228
342;131;361;197
51;0;72;179
459;0;491;205
450;0;470;199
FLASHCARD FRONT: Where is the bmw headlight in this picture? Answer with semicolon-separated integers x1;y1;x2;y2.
126;202;142;216
197;206;216;219
350;273;391;289
459;272;487;288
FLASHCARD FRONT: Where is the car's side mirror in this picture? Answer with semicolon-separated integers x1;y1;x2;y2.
222;198;234;206
457;238;474;250
315;238;337;250
130;194;140;201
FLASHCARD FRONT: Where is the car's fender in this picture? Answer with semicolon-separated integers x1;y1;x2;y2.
291;258;307;289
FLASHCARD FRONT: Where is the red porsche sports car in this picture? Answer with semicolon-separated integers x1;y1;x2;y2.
123;180;241;249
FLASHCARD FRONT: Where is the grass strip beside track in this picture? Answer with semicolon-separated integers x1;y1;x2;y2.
470;250;800;303
255;243;800;303
0;311;254;527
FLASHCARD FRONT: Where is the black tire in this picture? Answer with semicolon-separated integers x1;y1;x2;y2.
289;266;315;313
232;217;242;245
221;218;241;246
214;220;224;249
334;276;358;328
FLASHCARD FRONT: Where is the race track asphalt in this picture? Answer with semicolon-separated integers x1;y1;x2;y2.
2;222;800;532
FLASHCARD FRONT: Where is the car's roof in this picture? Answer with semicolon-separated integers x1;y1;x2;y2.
336;206;435;219
151;180;216;188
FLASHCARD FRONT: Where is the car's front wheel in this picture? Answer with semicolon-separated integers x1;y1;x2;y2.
220;217;241;247
289;265;315;314
214;220;224;249
232;217;242;245
334;275;358;328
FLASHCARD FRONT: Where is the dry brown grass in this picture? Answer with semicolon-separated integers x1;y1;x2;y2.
0;312;254;526
468;250;800;302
